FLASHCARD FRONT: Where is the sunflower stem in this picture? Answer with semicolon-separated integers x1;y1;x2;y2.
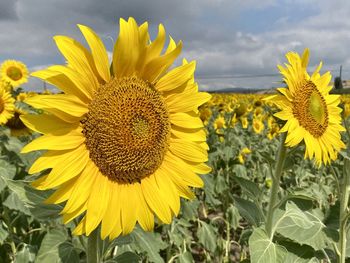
87;229;100;263
265;132;287;239
338;158;350;263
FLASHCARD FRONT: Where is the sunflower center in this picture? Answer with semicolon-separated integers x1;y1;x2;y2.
0;98;4;113
6;66;23;81
81;76;171;183
6;111;26;130
292;80;328;138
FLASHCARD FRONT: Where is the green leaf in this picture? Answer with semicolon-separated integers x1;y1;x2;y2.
131;227;167;263
181;200;199;221
233;175;262;200
3;192;31;215
3;178;62;220
225;205;241;229
197;221;217;252
275;202;329;250
15;244;36;263
234;197;264;226
35;228;79;263
0;159;16;180
249;228;287;263
284;253;319;263
113;252;140;263
178;251;194;263
0;223;8;244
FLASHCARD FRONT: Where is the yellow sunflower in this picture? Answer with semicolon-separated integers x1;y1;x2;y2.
0;87;15;125
21;17;211;239
6;108;31;137
268;48;345;166
0;60;28;88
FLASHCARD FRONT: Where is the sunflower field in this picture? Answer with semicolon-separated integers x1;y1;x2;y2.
1;18;350;263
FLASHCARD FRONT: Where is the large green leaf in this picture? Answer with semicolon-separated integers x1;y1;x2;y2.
35;228;79;263
249;228;287;263
274;202;329;250
233;175;262;200
2;178;62;220
131;227;167;263
234;197;264;226
197;220;217;252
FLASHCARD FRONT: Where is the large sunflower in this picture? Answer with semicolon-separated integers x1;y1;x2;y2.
268;48;345;166
0;87;15;125
21;17;211;239
0;60;28;88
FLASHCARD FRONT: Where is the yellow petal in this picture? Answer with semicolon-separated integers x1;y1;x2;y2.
169;138;208;163
171;126;206;142
164;152;204;187
20;113;77;135
85;174;111;236
36;145;89;189
154;167;180;216
136;185;154;232
155;61;195;92
29;149;72;174
120;183;139;235
63;202;87;224
21;129;84;153
78;24;110;82
166;91;211;113
54;35;99;89
141;40;182;83
31;68;91;103
113;17;140;77
170;112;204;129
48;65;95;100
45;178;76;204
141;175;172;224
101;182;121;239
62;161;99;214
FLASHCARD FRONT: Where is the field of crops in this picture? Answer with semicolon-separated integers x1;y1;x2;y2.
1;81;350;262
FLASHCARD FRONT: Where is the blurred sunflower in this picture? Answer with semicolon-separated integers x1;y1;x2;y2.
268;48;345;166
240;116;248;129
0;60;28;88
6;108;31;137
0;87;15;125
16;92;28;102
21;17;211;239
252;118;264;134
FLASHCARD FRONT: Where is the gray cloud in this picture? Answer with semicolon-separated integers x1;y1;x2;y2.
0;0;18;20
2;0;350;91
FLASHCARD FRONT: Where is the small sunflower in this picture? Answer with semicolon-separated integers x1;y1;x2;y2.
0;87;15;125
0;60;29;88
21;17;211;239
16;92;28;102
252;118;264;134
6;108;31;137
268;48;345;166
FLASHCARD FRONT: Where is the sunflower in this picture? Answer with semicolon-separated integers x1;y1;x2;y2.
0;60;28;88
268;48;345;166
252;118;264;134
21;17;211;239
6;108;31;137
0;87;15;125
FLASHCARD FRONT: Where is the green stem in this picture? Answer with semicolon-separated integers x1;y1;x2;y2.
87;229;99;263
339;159;350;263
265;132;287;238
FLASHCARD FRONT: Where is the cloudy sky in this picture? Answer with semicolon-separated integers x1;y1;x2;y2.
1;0;350;91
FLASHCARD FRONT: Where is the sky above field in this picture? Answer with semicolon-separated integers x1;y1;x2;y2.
1;0;350;91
